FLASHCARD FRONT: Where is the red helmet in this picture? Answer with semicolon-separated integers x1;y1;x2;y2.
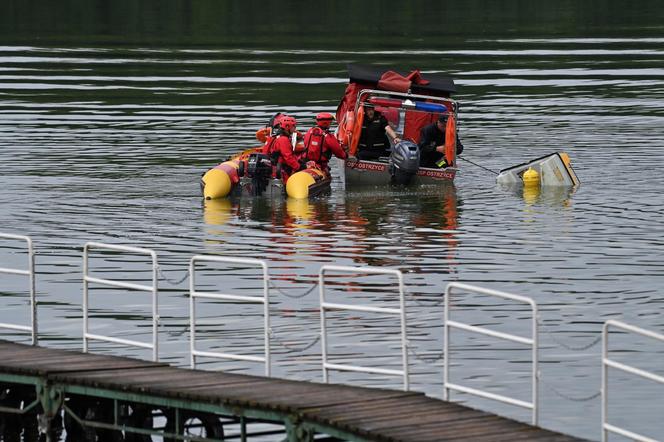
269;112;284;129
280;115;297;133
315;112;334;129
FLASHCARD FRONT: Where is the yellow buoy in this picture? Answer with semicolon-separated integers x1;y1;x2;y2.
285;171;315;199
202;168;232;199
522;167;540;187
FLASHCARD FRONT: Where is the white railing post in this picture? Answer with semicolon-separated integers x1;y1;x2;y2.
319;265;409;391
0;233;37;345
602;320;664;442
189;255;271;376
444;282;539;425
83;242;160;361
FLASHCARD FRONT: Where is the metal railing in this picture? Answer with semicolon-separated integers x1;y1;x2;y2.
444;282;539;425
83;242;160;361
189;255;271;376
602;320;664;442
0;233;37;345
319;265;409;391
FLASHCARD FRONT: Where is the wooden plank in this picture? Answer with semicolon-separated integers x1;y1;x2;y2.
361;412;508;434
304;395;438;424
0;342;163;374
315;396;484;425
224;380;414;403
325;398;477;421
56;367;277;397
54;366;247;385
334;406;483;430
448;430;582;442
179;381;415;411
0;353;160;372
327;409;489;441
415;427;578;442
382;418;534;441
382;417;579;442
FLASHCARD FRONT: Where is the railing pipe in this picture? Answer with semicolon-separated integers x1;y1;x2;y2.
602;319;664;442
444;282;539;425
189;255;271;376
319;265;409;391
0;233;37;345
83;242;159;361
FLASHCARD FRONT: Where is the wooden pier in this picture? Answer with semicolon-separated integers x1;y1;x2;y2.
0;340;588;442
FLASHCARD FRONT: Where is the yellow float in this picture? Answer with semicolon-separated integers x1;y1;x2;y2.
201;148;331;200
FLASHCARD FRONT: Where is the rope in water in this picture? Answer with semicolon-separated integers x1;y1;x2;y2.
457;156;499;175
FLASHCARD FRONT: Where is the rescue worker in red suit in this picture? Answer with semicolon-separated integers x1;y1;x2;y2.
302;113;347;174
262;115;302;183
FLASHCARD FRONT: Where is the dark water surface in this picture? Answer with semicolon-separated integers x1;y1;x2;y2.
1;2;664;440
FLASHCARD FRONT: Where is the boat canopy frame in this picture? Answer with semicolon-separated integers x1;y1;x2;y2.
354;88;458;118
347;89;459;155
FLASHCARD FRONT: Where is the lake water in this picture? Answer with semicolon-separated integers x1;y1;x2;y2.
1;2;664;440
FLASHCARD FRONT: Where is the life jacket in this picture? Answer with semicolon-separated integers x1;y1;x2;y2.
444;116;457;167
262;134;286;179
358;112;389;152
304;127;331;164
338;110;354;148
349;105;365;156
263;135;280;163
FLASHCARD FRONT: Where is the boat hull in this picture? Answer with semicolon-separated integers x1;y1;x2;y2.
229;174;331;200
339;157;456;186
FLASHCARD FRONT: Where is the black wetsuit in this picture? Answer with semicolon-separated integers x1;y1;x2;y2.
418;123;464;167
358;112;391;160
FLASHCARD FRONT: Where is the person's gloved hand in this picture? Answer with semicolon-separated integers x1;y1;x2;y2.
306;160;318;170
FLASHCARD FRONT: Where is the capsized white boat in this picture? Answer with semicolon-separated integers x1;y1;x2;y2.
496;152;580;187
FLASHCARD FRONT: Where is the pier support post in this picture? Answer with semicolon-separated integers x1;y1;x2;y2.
284;415;314;442
36;382;63;442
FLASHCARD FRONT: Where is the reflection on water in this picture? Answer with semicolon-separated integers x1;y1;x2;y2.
203;185;461;272
203;198;234;227
498;183;577;207
285;198;315;223
2;5;664;438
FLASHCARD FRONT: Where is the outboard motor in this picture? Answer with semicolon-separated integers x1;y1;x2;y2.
389;141;420;185
246;153;272;179
246;153;273;195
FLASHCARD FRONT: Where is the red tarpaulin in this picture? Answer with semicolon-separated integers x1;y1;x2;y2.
335;66;448;122
377;69;430;93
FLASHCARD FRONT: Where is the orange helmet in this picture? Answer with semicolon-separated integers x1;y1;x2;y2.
280;115;297;133
315;112;334;129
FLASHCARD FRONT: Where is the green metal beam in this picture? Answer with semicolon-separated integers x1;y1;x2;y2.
0;375;377;441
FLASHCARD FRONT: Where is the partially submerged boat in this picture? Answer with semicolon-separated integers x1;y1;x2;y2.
496;152;580;188
201;147;331;200
335;64;460;187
